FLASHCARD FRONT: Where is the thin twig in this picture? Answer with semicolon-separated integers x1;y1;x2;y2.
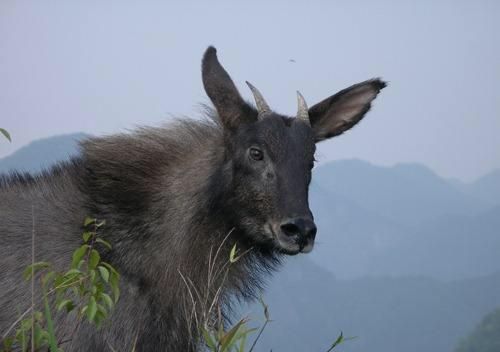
207;245;213;292
206;267;230;321
130;331;139;352
46;274;91;295
58;300;84;346
1;307;33;340
206;228;237;310
211;228;234;276
178;269;200;331
208;228;234;290
248;319;270;352
107;341;118;352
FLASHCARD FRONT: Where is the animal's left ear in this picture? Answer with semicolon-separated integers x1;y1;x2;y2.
308;79;386;142
202;46;256;129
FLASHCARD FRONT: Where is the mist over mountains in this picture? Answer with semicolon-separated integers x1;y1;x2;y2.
1;134;499;352
310;159;500;280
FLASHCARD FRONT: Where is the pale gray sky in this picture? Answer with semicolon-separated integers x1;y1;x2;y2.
1;0;499;181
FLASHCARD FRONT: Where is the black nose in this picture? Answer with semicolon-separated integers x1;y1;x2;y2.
280;218;317;240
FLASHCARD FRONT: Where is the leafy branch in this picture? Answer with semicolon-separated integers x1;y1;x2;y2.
1;216;120;352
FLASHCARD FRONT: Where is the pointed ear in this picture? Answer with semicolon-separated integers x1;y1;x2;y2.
202;47;256;129
308;79;386;142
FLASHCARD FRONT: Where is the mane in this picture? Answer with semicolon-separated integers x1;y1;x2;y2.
0;170;35;189
0;159;83;191
78;112;224;223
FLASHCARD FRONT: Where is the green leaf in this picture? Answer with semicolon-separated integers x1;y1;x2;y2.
71;245;89;269
23;261;50;280
33;323;46;348
64;268;82;276
100;292;114;310
16;322;27;351
90;269;97;283
20;317;32;330
217;318;224;341
220;318;247;352
98;266;110;283
238;333;246;352
112;285;120;303
42;271;56;288
229;243;238;263
34;311;44;321
109;269;121;303
95;220;106;228
101;262;119;276
237;327;258;352
97;303;108;317
89;249;101;270
333;331;344;345
56;299;74;312
201;327;217;351
96;238;112;250
259;297;270;321
86;296;97;322
2;336;14;350
56;272;79;292
53;274;65;288
0;128;11;142
326;331;347;352
43;287;59;352
82;231;93;243
84;217;95;226
94;308;106;327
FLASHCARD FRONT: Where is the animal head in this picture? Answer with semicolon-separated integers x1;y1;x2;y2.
202;46;385;255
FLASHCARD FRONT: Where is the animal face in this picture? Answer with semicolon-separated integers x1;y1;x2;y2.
202;47;386;255
226;114;316;254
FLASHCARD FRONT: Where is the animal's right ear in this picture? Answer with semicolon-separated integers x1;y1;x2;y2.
308;79;386;142
202;47;256;129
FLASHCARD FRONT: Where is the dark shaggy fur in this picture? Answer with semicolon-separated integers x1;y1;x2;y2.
0;47;385;351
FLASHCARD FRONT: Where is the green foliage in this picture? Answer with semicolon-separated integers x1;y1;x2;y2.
0;128;11;142
1;217;119;352
455;308;500;352
201;297;267;352
325;332;356;352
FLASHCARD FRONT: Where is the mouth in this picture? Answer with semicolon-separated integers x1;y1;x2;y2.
268;225;314;255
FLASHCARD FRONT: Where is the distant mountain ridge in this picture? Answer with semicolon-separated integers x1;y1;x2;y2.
313;159;492;227
0;133;86;175
454;169;500;206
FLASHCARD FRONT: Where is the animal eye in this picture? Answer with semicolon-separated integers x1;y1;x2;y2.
249;147;264;161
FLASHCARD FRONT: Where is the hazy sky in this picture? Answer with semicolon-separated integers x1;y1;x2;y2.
1;0;499;181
